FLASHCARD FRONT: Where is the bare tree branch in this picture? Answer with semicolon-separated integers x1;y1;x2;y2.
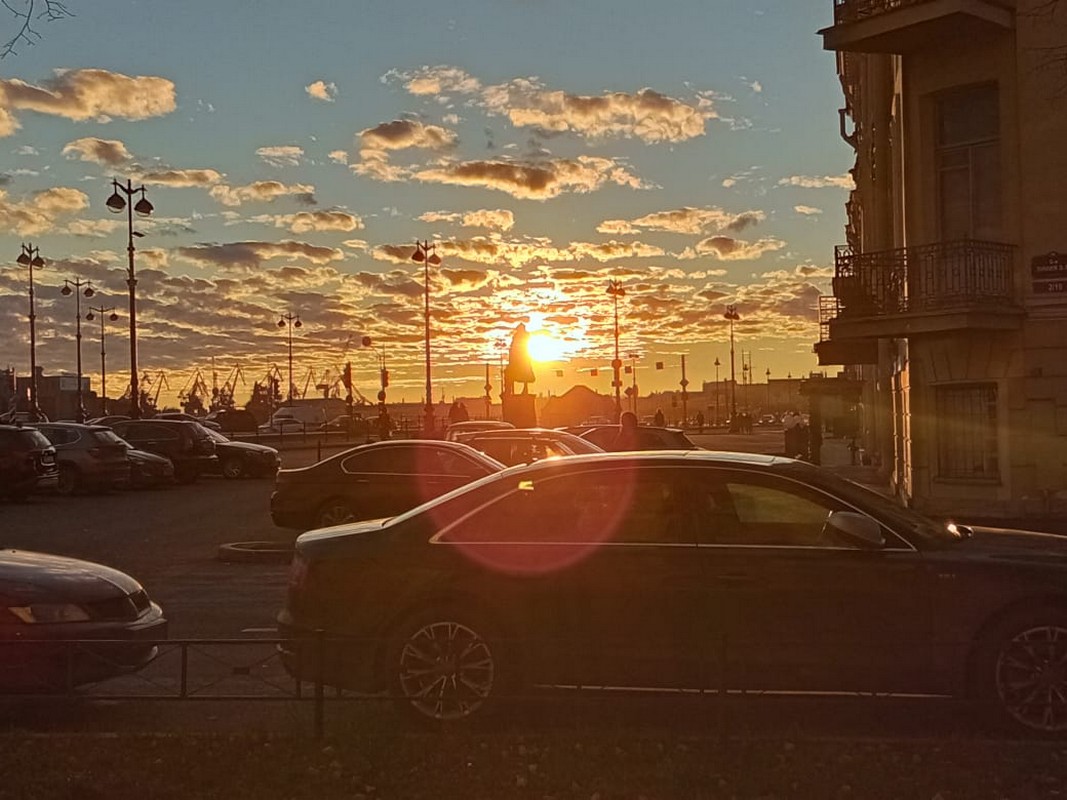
2;0;73;60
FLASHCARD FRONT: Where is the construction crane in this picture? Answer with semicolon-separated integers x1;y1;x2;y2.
217;363;245;410
178;368;208;409
300;367;317;400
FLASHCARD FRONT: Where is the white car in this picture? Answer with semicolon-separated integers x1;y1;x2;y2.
257;418;308;434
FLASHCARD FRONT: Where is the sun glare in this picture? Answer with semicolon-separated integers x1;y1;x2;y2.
527;332;566;363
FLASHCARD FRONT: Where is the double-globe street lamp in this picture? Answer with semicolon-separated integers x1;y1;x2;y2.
724;305;741;424
411;240;441;436
15;243;45;420
61;278;95;423
277;312;302;406
105;178;154;418
713;356;721;427
607;279;626;423
86;306;119;415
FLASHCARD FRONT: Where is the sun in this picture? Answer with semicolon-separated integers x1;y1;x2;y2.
527;332;567;363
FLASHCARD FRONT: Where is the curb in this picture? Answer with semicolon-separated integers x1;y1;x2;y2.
216;541;295;564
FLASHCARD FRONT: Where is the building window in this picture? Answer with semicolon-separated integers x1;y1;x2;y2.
936;84;1001;241
935;383;999;481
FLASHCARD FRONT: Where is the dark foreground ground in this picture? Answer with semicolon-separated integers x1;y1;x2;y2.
3;731;1066;800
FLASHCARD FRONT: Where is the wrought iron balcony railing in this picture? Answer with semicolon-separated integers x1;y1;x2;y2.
834;0;933;24
832;239;1016;317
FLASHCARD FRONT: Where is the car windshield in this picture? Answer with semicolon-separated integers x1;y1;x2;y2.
201;426;230;443
19;429;52;449
91;429;126;446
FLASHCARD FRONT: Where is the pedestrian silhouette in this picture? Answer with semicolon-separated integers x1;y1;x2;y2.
653;408;665;427
612;411;641;451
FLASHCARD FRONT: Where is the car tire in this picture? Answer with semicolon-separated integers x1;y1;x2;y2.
315;499;355;528
221;457;246;480
56;465;79;496
974;606;1067;737
384;606;507;723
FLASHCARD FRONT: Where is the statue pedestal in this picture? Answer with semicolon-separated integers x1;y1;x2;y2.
502;393;537;428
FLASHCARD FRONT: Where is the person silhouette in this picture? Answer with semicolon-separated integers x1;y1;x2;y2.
612;411;641;451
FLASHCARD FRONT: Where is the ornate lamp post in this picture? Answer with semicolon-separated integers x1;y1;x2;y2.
724;305;740;423
766;367;772;411
61;278;95;422
277;312;302;405
86;306;119;415
16;243;45;420
411;240;441;436
105;178;154;418
713;356;721;426
607;279;626;422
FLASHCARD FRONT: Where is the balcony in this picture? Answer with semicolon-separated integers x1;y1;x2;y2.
815;296;879;365
820;0;1014;54
827;239;1024;340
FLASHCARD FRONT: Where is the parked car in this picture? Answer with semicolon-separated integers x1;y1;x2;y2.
107;419;216;484
454;427;603;466
86;415;130;427
578;424;700;451
0;549;166;692
0;425;58;500
444;420;515;441
279;450;1067;735
198;426;279;479
257;418;308;435
202;409;260;434
154;411;222;431
122;446;176;489
317;415;371;437
33;423;131;496
270;440;504;530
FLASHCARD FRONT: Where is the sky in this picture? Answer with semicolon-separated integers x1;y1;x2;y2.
0;0;852;409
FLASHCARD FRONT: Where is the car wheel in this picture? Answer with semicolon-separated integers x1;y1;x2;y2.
385;608;503;723
56;465;79;496
976;608;1067;736
315;499;354;528
221;457;246;480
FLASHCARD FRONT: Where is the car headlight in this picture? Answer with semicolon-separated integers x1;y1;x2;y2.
7;604;92;624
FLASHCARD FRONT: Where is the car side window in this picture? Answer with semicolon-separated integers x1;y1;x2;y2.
342;447;413;474
431;449;491;478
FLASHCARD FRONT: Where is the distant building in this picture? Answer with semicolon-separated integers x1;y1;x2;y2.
539;385;616;428
817;1;1067;519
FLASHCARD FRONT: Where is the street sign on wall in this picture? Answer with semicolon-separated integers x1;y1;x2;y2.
1032;252;1067;294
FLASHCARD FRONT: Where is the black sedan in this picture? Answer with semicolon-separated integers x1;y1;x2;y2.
577;424;699;451
279;450;1067;734
199;426;280;479
0;550;167;691
455;427;603;466
270;439;503;530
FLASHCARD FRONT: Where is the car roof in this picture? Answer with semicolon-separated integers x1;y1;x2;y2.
314;437;506;467
34;422;111;431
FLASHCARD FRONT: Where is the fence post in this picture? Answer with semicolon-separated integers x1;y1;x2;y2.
314;629;325;740
316;438;322;462
718;633;729;745
180;642;188;698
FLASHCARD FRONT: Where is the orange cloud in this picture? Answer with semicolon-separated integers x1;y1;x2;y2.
305;80;337;102
0;187;88;235
598;206;765;235
176;240;344;269
414;155;646;200
62;137;132;166
209;180;316;207
417;208;515;231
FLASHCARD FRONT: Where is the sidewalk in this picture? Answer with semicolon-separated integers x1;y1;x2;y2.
817;437;889;490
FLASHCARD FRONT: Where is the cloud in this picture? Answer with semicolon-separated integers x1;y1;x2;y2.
0;187;88;235
62;137;132;166
778;173;855;190
353;118;458;182
256;145;304;168
414;155;647;200
417;208;515;231
794;205;823;216
64;218;127;237
176;240;344;269
683;236;786;261
480;79;714;143
0;68;176;136
328;150;349;165
374;234;664;269
209;180;316;206
384;66;482;97
597;206;765;236
138;168;224;187
253;210;364;233
305;80;337;102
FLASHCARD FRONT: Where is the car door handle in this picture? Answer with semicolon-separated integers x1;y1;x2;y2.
712;573;755;585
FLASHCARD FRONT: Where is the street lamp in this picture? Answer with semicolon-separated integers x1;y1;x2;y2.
411;240;441;436
766;367;771;411
713;356;721;426
16;243;45;420
277;312;302;405
724;305;740;424
105;178;154;419
607;279;626;422
627;352;639;415
61;278;95;423
361;336;390;439
86;306;119;415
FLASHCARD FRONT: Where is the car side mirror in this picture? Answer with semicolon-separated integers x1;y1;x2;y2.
825;511;884;549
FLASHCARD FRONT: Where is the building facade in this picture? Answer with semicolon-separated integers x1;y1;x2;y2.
817;0;1067;519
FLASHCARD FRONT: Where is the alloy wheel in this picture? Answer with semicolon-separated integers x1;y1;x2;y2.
316;502;354;527
995;625;1067;733
222;458;245;479
397;620;495;721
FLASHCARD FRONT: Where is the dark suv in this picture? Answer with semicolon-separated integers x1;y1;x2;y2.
34;423;131;495
0;425;58;500
108;419;216;484
203;409;259;434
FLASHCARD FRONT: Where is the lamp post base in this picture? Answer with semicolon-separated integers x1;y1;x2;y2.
422;406;436;438
502;393;537;428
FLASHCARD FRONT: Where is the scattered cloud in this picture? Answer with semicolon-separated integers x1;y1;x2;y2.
417;208;515;231
305;80;337;102
794;205;822;216
328;150;349;165
176;240;344;269
0;187;89;235
0;68;176;136
681;236;786;261
384;65;482;97
414;155;647;200
353;118;458;182
209;180;316;207
252;210;364;233
598;206;765;236
256;145;304;168
138;168;224;187
778;173;855;190
62;137;132;166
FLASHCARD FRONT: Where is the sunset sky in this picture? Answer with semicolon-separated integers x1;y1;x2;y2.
0;1;851;409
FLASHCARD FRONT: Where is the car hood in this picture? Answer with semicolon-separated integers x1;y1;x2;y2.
0;549;142;604
954;525;1067;563
217;440;277;455
296;518;390;557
